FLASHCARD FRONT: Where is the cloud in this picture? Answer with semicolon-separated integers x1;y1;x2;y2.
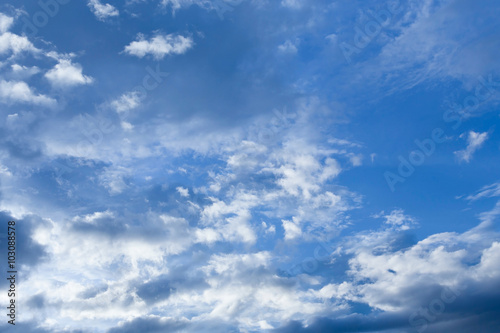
274;206;500;332
0;80;56;107
110;91;142;113
466;182;500;201
454;131;489;163
0;32;37;55
373;209;417;230
88;0;119;20
123;33;194;59
45;59;94;88
0;13;14;33
98;166;131;194
340;0;500;95
10;64;40;79
176;186;189;197
278;40;298;54
282;218;302;240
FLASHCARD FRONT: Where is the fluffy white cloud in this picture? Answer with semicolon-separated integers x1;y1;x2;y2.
10;64;40;78
454;131;489;162
88;0;119;20
0;12;14;33
45;59;94;88
0;32;37;55
124;33;194;59
0;79;56;107
282;218;302;240
176;186;189;197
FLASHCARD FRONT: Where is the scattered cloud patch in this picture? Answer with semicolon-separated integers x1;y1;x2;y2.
123;33;193;59
454;131;489;163
110;91;142;113
0;80;56;107
45;59;94;88
88;0;119;20
278;40;298;54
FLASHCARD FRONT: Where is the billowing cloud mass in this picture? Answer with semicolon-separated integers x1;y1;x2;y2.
1;1;500;333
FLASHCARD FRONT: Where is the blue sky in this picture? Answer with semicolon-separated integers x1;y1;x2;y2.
0;0;499;332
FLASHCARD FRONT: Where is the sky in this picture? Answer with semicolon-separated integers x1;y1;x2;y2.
0;0;499;332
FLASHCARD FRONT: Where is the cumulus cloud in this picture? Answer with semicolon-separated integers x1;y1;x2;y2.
0;13;14;33
0;32;37;55
274;203;500;332
10;64;40;79
88;0;119;20
0;80;56;107
45;59;94;88
454;131;489;162
282;218;302;240
176;186;189;197
123;33;194;59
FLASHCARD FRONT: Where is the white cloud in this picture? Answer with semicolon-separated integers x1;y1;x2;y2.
0;79;56;107
319;208;500;316
454;131;489;163
176;186;189;197
374;209;417;230
110;91;142;113
88;0;119;20
278;40;298;54
0;32;37;55
282;218;302;240
10;64;40;78
123;33;194;59
348;153;363;166
0;13;14;33
99;166;130;194
466;182;500;201
45;59;94;88
72;210;115;225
